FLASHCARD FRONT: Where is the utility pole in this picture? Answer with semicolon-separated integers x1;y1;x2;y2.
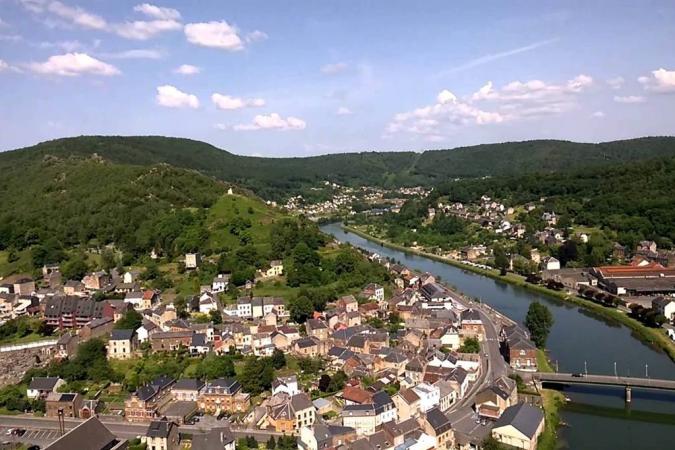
57;408;65;436
584;360;588;376
645;364;649;378
614;362;617;378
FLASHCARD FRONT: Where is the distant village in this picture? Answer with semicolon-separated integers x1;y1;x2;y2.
0;242;549;450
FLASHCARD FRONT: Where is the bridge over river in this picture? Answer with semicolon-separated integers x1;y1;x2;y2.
536;372;675;401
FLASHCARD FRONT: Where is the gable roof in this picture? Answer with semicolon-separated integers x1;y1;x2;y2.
493;403;544;439
45;417;123;450
110;329;134;341
29;377;61;391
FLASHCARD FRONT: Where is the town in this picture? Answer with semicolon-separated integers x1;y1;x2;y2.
0;238;549;450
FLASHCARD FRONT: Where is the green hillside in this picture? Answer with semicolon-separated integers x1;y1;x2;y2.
3;135;675;200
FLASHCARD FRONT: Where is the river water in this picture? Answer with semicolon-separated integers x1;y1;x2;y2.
320;223;675;450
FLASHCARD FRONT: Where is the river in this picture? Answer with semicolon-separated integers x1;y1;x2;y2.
320;222;675;449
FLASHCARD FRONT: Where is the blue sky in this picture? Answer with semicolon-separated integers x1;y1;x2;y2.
1;0;674;156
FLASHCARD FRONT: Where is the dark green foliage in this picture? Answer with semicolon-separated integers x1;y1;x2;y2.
327;370;347;393
237;357;274;394
271;348;286;370
0;317;52;342
267;436;276;450
459;337;481;353
196;354;236;380
61;254;89;280
297;357;324;374
114;309;143;331
525;302;554;348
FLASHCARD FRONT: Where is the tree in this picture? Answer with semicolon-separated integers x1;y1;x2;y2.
525;302;554;348
196;354;235;379
271;348;286;370
289;295;314;323
267;436;276;450
174;296;189;319
115;309;143;331
62;255;89;280
101;249;117;271
238;357;274;394
209;309;223;325
318;374;331;392
328;370;347;392
493;246;509;273
459;337;480;353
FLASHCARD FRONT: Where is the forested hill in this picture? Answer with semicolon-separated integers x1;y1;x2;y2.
3;135;675;199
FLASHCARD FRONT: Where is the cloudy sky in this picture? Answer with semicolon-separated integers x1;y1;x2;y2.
1;0;674;156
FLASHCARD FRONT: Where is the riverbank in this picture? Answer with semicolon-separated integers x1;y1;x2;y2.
341;224;675;363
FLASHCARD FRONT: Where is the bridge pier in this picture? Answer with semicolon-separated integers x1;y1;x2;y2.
625;386;632;403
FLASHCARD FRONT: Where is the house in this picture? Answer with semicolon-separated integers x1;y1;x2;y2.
46;392;83;418
150;331;193;351
433;380;458;412
198;378;250;414
298;422;357;450
342;404;378;435
272;375;299;396
259;260;284;278
141;290;160;310
541;257;561;271
56;332;80;359
502;325;538;372
192;429;236;450
107;329;137;360
412;383;440;413
83;271;110;291
392;389;420;421
420;407;454;450
212;274;230;293
136;320;159;343
79;317;115;341
294;336;324;357
372;390;397;425
172;379;205;402
185;253;201;269
27;377;65;400
306;319;330;341
361;283;385;302
475;376;518;419
189;333;211;355
337;295;360;313
124;375;176;423
44;416;127;450
652;297;675;322
142;418;180;450
491;403;545;450
592;261;675;296
44;296;107;329
460;309;484;339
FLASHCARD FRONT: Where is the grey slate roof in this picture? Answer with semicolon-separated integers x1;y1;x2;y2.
29;377;61;391
110;329;134;340
146;418;175;438
493;403;544;439
173;378;204;391
45;417;123;450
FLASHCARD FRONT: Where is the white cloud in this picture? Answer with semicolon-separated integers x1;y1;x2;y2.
336;106;353;115
638;68;675;93
29;52;120;76
184;21;244;51
0;34;23;42
47;1;107;30
614;95;646;104
387;74;593;140
607;76;624;90
156;85;199;108
114;19;181;40
245;30;268;43
0;60;9;72
233;113;306;131
174;64;200;75
133;3;181;20
591;111;605;118
102;49;164;59
321;62;348;75
437;89;458;104
0;17;7;28
211;93;265;110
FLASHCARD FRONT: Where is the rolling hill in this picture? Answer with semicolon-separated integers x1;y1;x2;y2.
2;135;675;200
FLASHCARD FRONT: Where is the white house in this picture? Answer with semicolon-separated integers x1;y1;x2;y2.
198;293;218;314
27;377;64;400
652;297;675;322
185;253;201;270
412;383;440;413
272;376;299;397
212;274;230;293
541;257;561;271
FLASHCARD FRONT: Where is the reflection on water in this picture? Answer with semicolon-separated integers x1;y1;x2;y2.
320;223;675;449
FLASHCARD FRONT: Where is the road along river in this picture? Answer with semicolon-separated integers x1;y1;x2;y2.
320;222;675;450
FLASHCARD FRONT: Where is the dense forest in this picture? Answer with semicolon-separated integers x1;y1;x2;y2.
2;135;675;200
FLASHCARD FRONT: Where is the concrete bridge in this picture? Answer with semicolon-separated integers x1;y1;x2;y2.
535;372;675;402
